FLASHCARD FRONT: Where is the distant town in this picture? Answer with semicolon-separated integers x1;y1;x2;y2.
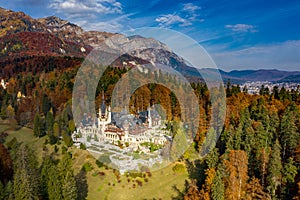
240;81;300;94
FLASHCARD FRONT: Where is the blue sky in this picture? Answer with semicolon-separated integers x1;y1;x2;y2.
1;0;300;71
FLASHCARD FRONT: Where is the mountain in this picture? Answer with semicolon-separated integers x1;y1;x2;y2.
0;7;193;79
219;69;300;83
0;7;299;83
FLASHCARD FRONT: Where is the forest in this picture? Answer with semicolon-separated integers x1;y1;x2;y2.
0;62;300;199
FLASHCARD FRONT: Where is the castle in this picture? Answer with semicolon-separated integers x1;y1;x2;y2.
73;93;169;148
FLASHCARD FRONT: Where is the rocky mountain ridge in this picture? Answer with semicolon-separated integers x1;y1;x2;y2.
0;7;299;83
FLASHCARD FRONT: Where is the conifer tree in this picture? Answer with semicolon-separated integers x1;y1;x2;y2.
40;156;53;199
59;154;77;200
0;181;4;200
211;170;224;200
282;157;298;199
33;113;44;137
280;103;299;160
46;110;54;136
267;140;282;199
47;162;63;200
13;145;40;200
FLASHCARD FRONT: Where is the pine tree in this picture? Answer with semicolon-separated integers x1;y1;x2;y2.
46;111;54;136
33;113;44;137
170;124;189;161
41;94;52;116
267;140;282;199
280;103;299;160
211;170;224;200
13;145;40;200
47;162;63;200
205;148;219;169
282;157;298;199
0;181;4;200
5;181;13;200
201;128;217;157
53;122;60;138
59;154;77;200
40;156;54;199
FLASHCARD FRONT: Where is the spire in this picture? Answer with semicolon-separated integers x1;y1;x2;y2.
101;90;106;117
148;104;152;128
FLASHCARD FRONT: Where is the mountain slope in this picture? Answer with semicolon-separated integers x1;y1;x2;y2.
0;7;299;83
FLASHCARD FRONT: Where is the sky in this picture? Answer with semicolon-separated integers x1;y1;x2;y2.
1;0;300;71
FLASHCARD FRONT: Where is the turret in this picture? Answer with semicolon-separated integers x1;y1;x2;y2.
107;105;112;124
148;105;152;128
101;91;106;118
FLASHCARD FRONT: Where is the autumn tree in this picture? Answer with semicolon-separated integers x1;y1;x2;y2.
0;144;13;185
246;177;271;200
224;150;248;200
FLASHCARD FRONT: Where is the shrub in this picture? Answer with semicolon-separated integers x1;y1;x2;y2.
62;133;73;147
82;162;93;172
98;172;105;176
129;171;143;178
61;146;67;154
54;145;59;153
96;160;103;168
80;143;86;150
172;163;185;173
49;135;58;145
136;180;143;187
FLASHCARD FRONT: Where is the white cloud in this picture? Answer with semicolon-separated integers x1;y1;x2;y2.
75;13;132;33
76;20;122;33
155;2;203;27
210;40;300;71
155;14;192;27
49;0;122;18
225;24;258;33
183;3;201;13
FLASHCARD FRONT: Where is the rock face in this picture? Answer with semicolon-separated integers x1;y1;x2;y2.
0;7;197;79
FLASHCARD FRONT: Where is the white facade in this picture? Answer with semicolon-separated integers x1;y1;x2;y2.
73;104;168;148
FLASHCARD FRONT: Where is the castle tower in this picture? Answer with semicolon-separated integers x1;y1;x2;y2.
148;105;152;128
101;91;106;118
107;105;112;124
98;91;111;132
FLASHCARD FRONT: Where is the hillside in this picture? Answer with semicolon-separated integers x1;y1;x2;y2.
1;7;300;83
220;69;300;83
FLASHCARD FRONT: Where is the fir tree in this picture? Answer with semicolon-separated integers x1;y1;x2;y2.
0;181;4;200
59;154;78;200
47;163;63;200
33;113;44;137
13;145;40;200
267;140;282;199
280;103;299;160
211;170;224;200
46;110;54;136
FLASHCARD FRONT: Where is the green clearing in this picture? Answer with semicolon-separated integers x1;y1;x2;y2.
1;124;189;200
